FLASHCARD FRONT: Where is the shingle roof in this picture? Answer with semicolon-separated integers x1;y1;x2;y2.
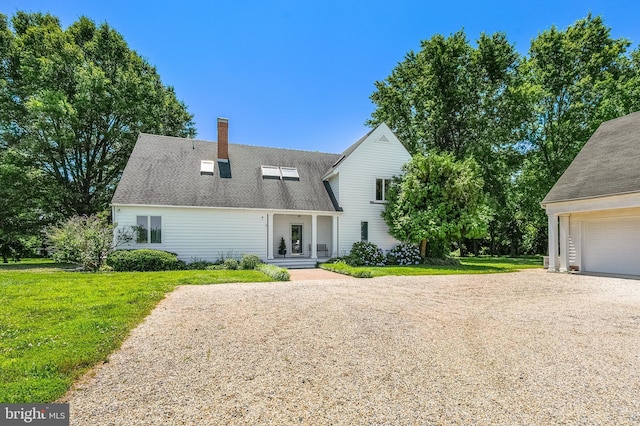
112;133;342;211
542;111;640;204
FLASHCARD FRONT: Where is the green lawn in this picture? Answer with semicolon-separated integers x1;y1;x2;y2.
321;256;543;277
0;259;273;403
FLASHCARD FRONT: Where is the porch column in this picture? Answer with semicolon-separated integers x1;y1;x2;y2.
332;215;338;257
547;213;558;272
559;214;570;272
267;213;274;260
311;214;318;259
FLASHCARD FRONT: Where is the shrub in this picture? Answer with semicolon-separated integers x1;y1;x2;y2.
240;254;261;270
256;263;289;281
223;258;239;270
386;243;421;265
186;258;215;270
424;238;451;259
46;213;134;272
106;249;185;272
347;241;385;266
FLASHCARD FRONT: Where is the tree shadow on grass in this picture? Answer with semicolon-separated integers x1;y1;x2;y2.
0;260;79;271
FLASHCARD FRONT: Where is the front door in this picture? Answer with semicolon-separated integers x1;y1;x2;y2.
291;224;303;255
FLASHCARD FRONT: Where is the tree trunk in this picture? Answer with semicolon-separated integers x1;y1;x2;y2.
459;239;467;257
420;239;427;260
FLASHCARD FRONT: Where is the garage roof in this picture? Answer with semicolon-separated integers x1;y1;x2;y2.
542;111;640;204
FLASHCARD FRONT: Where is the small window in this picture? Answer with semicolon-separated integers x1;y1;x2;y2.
261;165;281;179
280;167;300;180
361;221;368;242
201;160;215;175
136;216;162;244
375;178;391;201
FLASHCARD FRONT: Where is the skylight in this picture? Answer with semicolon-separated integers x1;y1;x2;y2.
280;167;300;180
261;165;281;179
261;165;301;180
201;160;215;174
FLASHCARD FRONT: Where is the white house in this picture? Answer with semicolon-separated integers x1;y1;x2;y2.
111;118;412;267
541;111;640;276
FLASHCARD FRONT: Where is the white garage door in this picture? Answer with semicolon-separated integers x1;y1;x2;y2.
583;216;640;276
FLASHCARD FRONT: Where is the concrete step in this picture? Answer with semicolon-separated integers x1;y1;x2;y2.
266;258;328;269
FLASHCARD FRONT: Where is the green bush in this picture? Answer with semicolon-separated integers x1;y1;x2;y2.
186;258;216;270
347;241;385;266
106;249;185;272
424;238;451;259
386;243;421;265
223;258;239;270
256;263;289;281
240;254;261;270
46;213;133;272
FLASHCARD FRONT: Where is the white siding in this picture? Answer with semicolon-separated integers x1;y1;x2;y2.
333;124;412;254
113;206;267;262
328;174;339;204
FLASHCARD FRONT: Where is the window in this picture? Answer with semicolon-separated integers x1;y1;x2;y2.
375;178;391;201
361;221;368;242
136;216;162;244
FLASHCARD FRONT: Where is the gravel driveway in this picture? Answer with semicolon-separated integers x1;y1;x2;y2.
62;270;640;425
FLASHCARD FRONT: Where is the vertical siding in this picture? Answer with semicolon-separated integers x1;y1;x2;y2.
335;125;412;254
114;206;267;262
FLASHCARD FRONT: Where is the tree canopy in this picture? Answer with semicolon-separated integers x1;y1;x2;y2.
382;152;488;258
0;12;196;218
371;14;638;256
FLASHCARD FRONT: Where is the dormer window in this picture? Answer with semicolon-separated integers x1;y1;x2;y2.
201;160;215;175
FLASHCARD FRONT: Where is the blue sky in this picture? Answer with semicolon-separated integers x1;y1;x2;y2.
2;1;640;153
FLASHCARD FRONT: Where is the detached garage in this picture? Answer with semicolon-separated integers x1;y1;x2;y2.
542;111;640;276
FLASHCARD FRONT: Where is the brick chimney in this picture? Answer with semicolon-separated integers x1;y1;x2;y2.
217;117;229;161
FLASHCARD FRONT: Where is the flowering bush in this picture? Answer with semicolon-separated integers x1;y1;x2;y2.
386;243;421;265
347;241;385;266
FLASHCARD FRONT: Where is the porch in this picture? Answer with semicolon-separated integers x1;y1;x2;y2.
266;212;339;261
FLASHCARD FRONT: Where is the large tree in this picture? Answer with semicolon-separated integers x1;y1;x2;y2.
369;31;527;256
0;149;45;262
517;14;629;253
382;152;488;259
0;12;196;217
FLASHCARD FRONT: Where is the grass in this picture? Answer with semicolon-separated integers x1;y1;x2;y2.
0;259;274;403
321;256;543;277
